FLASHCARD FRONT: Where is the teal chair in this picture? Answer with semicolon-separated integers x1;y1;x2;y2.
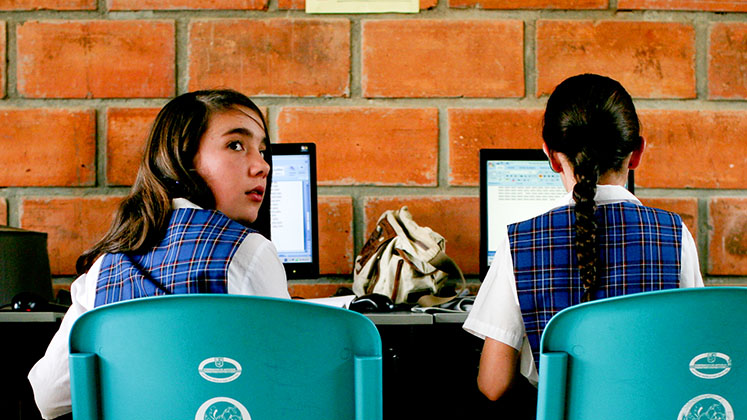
69;294;383;420
537;287;746;420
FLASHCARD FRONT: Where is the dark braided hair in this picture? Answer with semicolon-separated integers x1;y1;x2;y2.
542;74;642;302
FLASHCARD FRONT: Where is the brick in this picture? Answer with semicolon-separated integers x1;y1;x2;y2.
708;197;747;275
707;280;747;287
618;0;747;11
21;196;123;275
362;20;524;98
0;0;95;9
450;0;605;9
189;19;350;97
107;107;161;186
279;0;436;9
107;106;269;186
17;20;175;98
363;196;480;275
0;198;6;225
709;23;747;100
287;283;351;299
0;22;5;98
0;109;96;187
448;108;545;186
277;0;304;8
639;197;699;244
318;196;354;275
637;110;747;189
536;20;695;99
109;0;268;9
277;107;439;186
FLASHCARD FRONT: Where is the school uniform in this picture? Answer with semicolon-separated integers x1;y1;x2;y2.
463;185;703;385
28;198;289;419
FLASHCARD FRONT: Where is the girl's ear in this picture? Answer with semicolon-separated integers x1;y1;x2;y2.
543;143;564;173
629;136;646;169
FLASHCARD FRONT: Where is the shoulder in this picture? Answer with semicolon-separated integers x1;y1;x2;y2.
613;202;683;227
228;232;289;298
508;205;574;235
168;208;257;237
236;231;276;253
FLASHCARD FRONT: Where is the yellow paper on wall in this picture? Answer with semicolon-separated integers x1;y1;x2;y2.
306;0;418;13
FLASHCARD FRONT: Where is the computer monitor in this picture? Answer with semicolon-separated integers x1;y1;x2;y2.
270;143;319;279
0;227;53;306
479;148;634;280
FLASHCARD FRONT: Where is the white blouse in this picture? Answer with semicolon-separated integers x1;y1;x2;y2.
28;198;289;419
463;185;704;385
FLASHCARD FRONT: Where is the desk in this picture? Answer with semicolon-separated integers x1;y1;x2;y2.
0;311;63;420
2;310;535;420
364;311;537;420
364;311;481;419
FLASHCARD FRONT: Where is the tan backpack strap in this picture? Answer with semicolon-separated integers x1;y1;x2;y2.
356;216;397;272
428;250;467;292
415;250;467;307
416;293;460;308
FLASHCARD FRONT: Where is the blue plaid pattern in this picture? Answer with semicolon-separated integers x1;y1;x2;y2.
509;202;682;368
95;208;253;307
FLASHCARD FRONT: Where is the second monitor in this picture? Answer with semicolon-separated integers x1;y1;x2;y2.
270;143;319;280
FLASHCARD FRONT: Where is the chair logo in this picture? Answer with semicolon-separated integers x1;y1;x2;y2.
678;394;734;420
196;396;251;420
689;353;732;379
199;357;242;383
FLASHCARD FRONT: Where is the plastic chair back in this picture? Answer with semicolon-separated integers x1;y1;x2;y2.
69;294;383;420
537;287;746;420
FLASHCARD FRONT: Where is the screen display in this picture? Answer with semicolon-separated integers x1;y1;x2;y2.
484;158;566;268
270;153;314;265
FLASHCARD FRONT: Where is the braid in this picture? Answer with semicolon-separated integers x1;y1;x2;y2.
543;74;642;304
572;153;599;302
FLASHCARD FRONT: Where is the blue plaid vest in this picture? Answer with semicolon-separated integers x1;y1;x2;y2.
508;202;682;368
95;208;254;307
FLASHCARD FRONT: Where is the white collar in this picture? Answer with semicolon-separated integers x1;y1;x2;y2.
551;184;642;211
172;198;203;210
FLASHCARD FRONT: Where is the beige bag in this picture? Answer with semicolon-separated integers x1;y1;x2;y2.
353;206;466;306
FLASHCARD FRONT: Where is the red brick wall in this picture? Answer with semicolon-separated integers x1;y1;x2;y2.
0;1;744;298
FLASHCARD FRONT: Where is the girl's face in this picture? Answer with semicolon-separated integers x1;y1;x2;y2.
193;106;270;226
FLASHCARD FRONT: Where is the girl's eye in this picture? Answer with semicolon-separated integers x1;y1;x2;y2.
228;141;245;151
259;149;266;159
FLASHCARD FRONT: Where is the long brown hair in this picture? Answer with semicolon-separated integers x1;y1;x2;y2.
76;90;273;274
542;74;642;302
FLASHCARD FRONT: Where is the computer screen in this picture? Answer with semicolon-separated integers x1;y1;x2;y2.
479;148;636;280
270;143;319;279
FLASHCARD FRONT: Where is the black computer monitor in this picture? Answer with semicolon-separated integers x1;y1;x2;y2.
0;227;53;306
270;143;319;280
479;148;634;280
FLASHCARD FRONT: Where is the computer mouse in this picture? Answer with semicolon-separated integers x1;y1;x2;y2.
348;293;395;313
11;292;69;312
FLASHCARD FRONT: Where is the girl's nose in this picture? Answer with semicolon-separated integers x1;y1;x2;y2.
250;151;271;177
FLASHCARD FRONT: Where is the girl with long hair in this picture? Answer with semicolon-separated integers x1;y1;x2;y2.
463;74;703;413
29;90;289;419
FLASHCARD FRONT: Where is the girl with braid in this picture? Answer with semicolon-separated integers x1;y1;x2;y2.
463;74;703;409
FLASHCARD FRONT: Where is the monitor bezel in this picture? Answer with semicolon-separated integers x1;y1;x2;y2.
271;142;320;280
